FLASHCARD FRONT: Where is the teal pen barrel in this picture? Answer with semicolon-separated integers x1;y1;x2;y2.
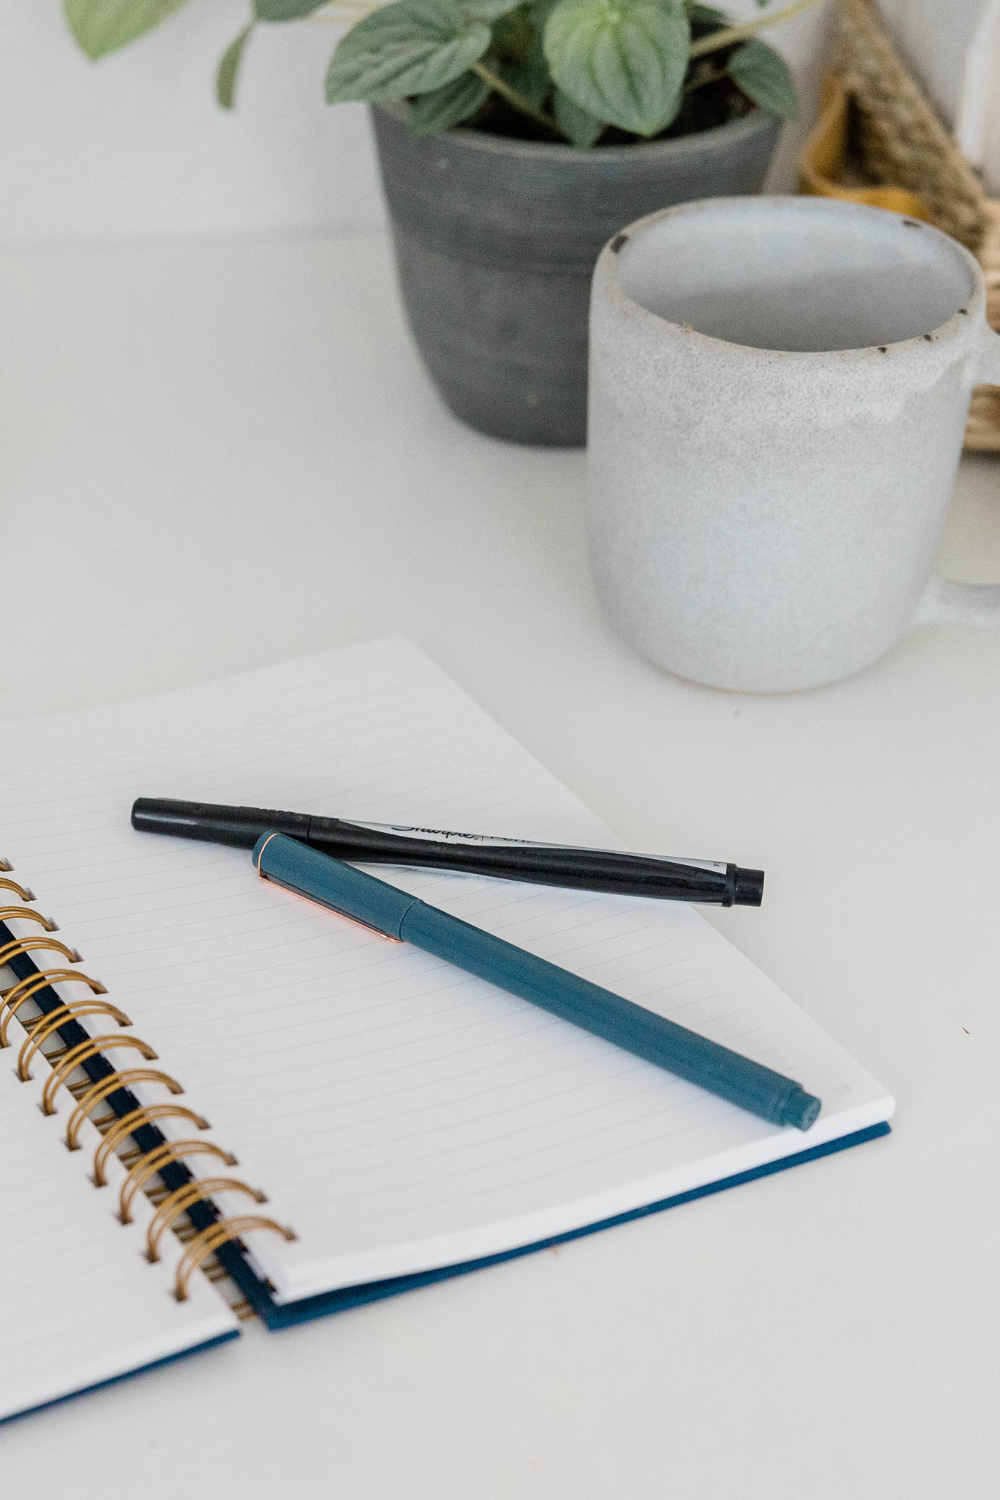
253;832;820;1132
400;903;819;1131
254;829;417;934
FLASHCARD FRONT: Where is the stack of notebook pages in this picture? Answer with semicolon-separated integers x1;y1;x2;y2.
0;637;894;1422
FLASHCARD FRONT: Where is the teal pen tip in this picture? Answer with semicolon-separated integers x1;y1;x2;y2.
782;1088;822;1131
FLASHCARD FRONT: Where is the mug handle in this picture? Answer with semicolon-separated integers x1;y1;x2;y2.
913;325;1000;629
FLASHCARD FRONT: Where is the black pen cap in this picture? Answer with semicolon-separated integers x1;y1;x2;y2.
733;868;765;907
132;797;310;849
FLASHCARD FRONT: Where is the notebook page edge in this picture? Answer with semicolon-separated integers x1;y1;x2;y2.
265;1091;896;1301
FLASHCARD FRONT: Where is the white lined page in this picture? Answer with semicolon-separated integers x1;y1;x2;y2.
0;639;892;1301
0;1005;238;1423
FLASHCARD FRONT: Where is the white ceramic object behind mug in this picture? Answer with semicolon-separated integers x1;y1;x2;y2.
587;197;1000;692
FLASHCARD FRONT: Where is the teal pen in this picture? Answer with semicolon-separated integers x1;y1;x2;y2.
253;832;821;1132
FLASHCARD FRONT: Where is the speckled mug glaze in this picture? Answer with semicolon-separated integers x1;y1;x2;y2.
588;197;1000;692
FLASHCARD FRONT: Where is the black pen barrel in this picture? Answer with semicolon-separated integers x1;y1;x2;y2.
132;799;764;906
132;799;310;848
306;818;753;904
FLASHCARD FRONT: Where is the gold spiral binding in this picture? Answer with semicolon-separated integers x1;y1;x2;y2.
17;998;132;1080
0;906;58;932
173;1216;297;1302
92;1104;209;1181
92;1103;212;1186
119;1139;238;1224
1;865;294;1302
40;1035;159;1116
0;970;107;1046
145;1177;267;1263
64;1068;184;1152
0;935;81;969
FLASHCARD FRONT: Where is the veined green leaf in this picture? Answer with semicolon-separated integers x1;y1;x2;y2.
326;0;492;103
254;0;329;17
217;24;254;109
554;86;603;145
544;0;690;136
728;37;797;120
408;70;490;131
63;0;191;60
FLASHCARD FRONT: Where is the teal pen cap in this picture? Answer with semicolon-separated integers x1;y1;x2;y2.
253;832;821;1132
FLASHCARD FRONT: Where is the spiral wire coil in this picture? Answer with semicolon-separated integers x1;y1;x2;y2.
0;860;293;1304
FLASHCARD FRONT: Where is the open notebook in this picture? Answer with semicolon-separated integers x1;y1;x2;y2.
0;638;893;1421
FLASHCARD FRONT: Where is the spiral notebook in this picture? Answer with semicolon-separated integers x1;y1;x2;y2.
0;638;893;1422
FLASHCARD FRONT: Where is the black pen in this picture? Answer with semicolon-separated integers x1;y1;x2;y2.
131;798;764;907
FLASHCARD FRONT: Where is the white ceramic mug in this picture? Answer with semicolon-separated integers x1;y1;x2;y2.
587;197;1000;692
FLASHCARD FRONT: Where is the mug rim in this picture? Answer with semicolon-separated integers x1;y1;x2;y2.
600;196;987;358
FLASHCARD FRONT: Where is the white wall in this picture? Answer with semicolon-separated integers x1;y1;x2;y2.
0;2;384;244
877;0;989;123
754;0;833;197
876;0;1000;194
956;0;1000;193
0;0;829;247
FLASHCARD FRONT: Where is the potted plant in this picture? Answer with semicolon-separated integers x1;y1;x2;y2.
65;0;819;445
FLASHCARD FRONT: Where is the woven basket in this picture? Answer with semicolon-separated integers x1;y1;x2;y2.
799;0;1000;452
966;202;1000;451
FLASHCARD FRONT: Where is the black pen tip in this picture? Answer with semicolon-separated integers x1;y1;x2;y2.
733;867;765;906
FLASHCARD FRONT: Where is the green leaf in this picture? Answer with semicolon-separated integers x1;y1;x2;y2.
217;24;254;109
544;0;690;137
460;0;527;17
253;0;331;18
408;70;490;131
63;0;192;60
728;37;797;120
526;0;561;27
325;0;492;104
489;7;551;108
686;3;727;24
497;48;552;107
491;5;535;61
554;85;603;145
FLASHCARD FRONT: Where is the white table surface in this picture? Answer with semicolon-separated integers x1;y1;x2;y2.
1;231;998;1498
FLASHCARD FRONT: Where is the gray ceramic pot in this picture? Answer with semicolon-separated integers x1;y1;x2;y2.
371;101;781;446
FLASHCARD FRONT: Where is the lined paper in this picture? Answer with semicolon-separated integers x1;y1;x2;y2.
0;639;892;1302
0;1003;237;1423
